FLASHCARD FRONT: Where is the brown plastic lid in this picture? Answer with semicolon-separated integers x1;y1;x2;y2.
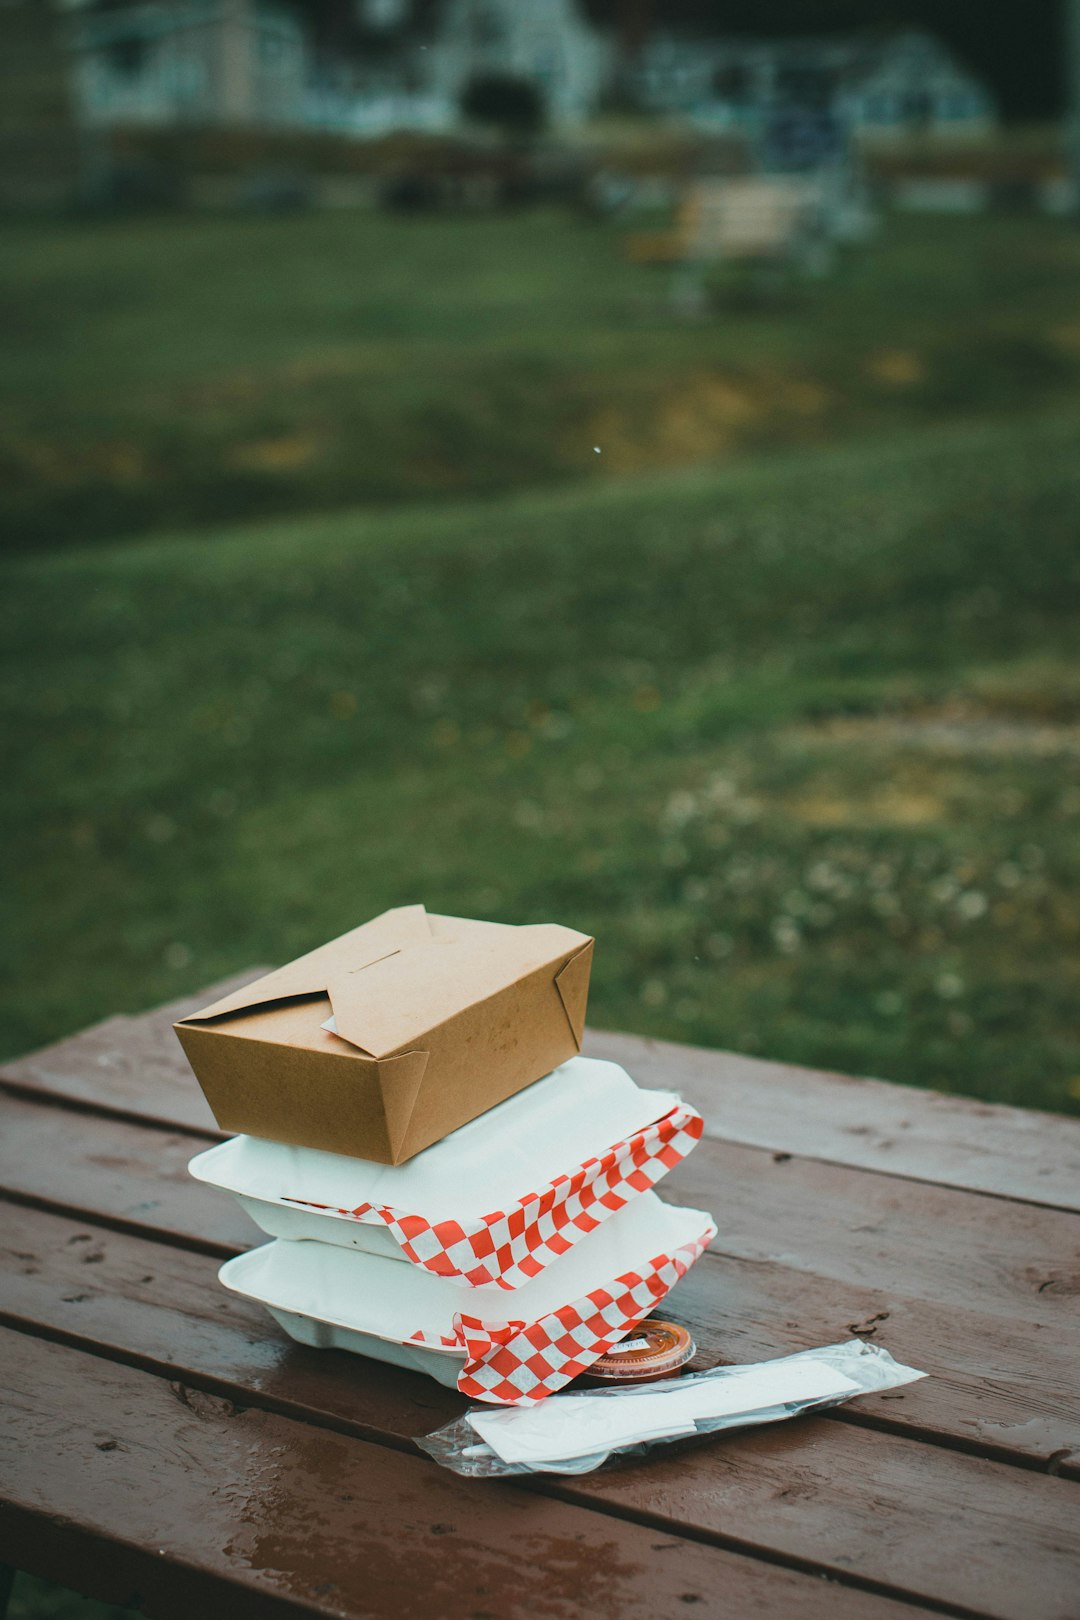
586;1319;695;1384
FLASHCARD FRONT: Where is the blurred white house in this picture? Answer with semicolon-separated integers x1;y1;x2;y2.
427;0;610;129
843;33;996;139
629;30;996;142
67;0;610;132
64;2;995;142
68;0;310;127
306;0;612;135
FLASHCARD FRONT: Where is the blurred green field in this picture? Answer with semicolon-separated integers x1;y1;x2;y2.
6;187;1080;1620
4;207;1080;547
4;408;1080;1111
8;1575;133;1620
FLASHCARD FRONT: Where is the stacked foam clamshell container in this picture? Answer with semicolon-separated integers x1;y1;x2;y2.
180;906;715;1406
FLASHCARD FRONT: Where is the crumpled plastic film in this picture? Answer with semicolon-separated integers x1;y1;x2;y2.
418;1339;926;1474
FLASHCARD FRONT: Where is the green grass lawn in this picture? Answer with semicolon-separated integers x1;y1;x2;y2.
8;1576;135;1620
5;201;1080;1620
4;409;1080;1112
4;207;1080;547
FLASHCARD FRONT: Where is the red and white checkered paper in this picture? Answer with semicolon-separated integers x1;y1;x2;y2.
411;1217;717;1404
283;1101;703;1291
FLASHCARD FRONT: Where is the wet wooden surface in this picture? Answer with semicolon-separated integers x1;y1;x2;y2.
3;976;1079;1618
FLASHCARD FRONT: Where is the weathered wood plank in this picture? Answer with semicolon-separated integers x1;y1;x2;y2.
4;1146;1080;1477
0;1325;931;1620
4;1230;1079;1620
7;982;1079;1616
6;1086;1076;1338
0;1203;463;1446
663;1141;1080;1328
569;1413;1080;1620
0;1092;256;1255
0;971;265;1136
7;977;1079;1213
586;1031;1080;1214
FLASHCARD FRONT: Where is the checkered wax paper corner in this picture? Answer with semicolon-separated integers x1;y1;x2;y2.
427;1217;717;1406
283;1101;705;1291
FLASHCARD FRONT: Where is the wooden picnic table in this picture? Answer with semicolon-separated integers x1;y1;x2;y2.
2;971;1080;1619
626;177;824;268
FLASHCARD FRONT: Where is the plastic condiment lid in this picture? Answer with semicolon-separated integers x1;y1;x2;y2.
586;1319;695;1383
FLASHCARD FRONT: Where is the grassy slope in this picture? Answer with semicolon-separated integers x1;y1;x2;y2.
4;208;1080;545
4;411;1080;1111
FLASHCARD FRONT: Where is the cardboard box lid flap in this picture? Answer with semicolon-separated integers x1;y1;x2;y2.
554;941;593;1051
376;1048;432;1161
176;904;434;1025
327;923;589;1060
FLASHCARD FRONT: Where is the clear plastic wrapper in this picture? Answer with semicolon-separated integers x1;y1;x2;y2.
418;1339;926;1476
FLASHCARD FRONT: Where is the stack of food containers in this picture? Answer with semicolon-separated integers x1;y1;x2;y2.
178;906;716;1406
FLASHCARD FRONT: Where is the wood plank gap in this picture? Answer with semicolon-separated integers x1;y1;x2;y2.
8;1290;1076;1491
8;1064;1080;1231
0;1076;220;1143
703;1146;1080;1219
823;1401;1080;1479
0;1311;978;1620
0;1187;236;1262
525;1481;991;1620
0;1307;426;1463
10;987;1080;1212
1;1325;947;1620
9;1057;1080;1218
7;1205;1079;1615
0;1192;1062;1483
4;1134;1075;1477
584;1031;1080;1214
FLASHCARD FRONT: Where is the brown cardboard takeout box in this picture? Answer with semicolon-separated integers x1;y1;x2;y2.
174;905;593;1164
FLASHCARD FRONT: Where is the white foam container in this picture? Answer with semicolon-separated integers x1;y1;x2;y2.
219;1193;712;1391
190;1056;684;1265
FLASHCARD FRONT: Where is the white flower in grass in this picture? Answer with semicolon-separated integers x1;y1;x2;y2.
663;790;699;829
875;991;903;1017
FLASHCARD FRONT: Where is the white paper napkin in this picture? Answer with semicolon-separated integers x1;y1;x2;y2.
466;1346;920;1467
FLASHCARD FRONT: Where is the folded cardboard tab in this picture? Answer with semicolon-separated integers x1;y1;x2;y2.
175;905;594;1164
